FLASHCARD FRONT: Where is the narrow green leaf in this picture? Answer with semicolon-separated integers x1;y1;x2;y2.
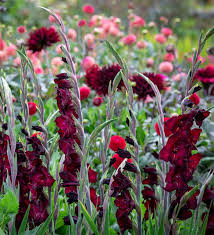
35;211;54;235
112;70;122;95
79;201;99;235
0;228;5;235
105;41;128;75
87;119;117;152
18;206;30;235
201;212;209;235
103;203;110;235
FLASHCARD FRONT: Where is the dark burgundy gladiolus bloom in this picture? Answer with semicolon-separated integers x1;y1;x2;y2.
15;136;54;230
54;73;82;202
88;165;98;183
85;64;123;96
110;168;136;233
0;132;10;190
159;109;210;222
142;167;158;219
27;26;61;52
131;73;166;100
194;65;214;95
90;187;100;209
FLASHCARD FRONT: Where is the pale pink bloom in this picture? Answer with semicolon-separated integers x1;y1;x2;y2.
51;57;63;67
130;15;145;28
148;21;156;28
49;11;61;24
52;66;59;75
67;29;77;41
164;53;175;62
123;34;136;45
172;72;186;81
102;22;113;33
94;27;106;39
144;95;153;103
161;27;172;37
109;26;120;37
146;58;154;67
14;57;21;66
17;25;26;34
84;34;95;47
74;47;79;53
6;44;16;56
88;15;99;27
136;41;147;49
159;61;173;73
155;34;166;44
34;67;44;74
56;44;63;54
0;51;8;64
81;56;95;71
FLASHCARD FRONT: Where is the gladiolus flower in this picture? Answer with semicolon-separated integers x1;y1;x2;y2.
155;34;166;44
109;135;126;152
93;96;103;106
28;102;38;115
159;61;173;73
17;26;26;34
82;4;95;14
80;86;91;100
154;117;172;137
112;153;132;169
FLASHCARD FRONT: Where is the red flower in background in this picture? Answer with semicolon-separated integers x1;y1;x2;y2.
154;117;172;137
78;19;87;27
85;64;123;96
109;135;126;152
82;4;95;14
131;73;166;101
80;86;91;100
28;102;38;115
93;96;103;106
189;93;200;105
27;27;60;52
194;65;214;95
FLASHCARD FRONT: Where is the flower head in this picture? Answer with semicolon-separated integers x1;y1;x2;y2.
85;64;122;96
80;86;91;100
161;27;172;37
27;27;60;52
159;61;173;74
155;34;166;44
109;135;126;152
93;96;103;106
131;73;166;101
154;117;172;137
189;93;200;105
82;4;95;14
17;26;26;34
112;153;132;169
123;34;136;45
28;102;38;116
